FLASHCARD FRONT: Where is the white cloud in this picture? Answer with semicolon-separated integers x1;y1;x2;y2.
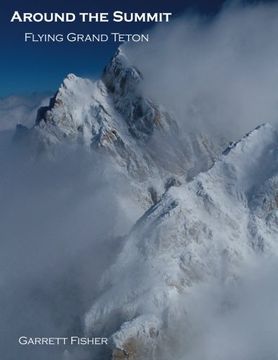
124;3;278;141
0;93;50;131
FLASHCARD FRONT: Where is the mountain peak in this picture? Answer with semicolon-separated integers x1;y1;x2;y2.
28;49;223;196
102;47;143;96
222;123;274;156
59;73;79;90
65;73;77;81
216;122;278;193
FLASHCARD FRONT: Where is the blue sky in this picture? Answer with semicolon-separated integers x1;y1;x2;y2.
0;0;275;97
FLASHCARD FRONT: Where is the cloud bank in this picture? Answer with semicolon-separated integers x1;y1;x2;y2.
0;93;50;131
125;2;278;141
0;134;140;360
159;257;278;360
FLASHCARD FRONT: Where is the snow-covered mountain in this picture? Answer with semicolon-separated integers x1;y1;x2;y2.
20;49;223;209
10;48;278;360
84;123;278;359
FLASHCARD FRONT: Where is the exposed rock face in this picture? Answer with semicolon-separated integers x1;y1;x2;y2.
102;49;173;142
112;339;138;360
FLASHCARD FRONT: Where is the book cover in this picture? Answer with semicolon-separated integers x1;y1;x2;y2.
1;0;278;359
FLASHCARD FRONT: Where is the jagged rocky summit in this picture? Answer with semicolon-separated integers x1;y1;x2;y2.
17;48;222;210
